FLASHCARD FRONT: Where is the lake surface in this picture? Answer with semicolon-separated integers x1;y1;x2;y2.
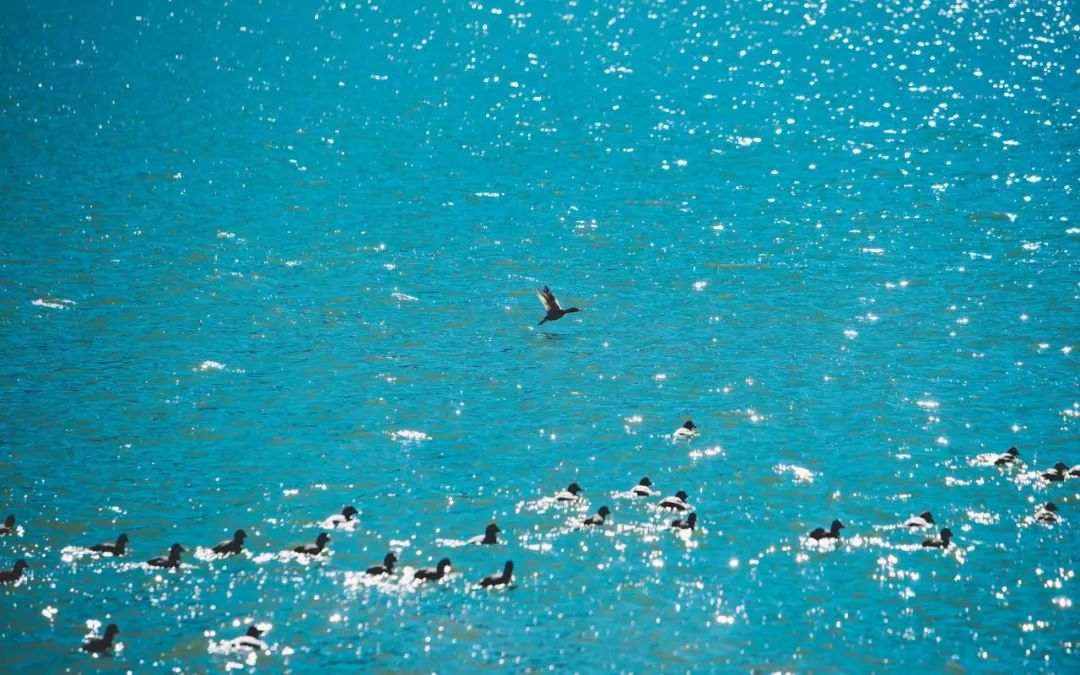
1;0;1077;671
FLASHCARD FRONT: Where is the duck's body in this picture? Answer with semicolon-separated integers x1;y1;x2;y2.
993;446;1019;466
89;534;129;556
671;513;697;531
672;420;698;440
325;506;359;528
631;477;656;497
226;625;267;652
147;544;185;569
922;527;954;548
0;559;28;584
81;624;119;654
366;553;398;576
479;561;514;588
466;523;500;546
904;512;935;529
556;482;583;502
1042;463;1069;482
293;532;330;556
809;519;845;541
659;490;690;511
0;514;15;535
1070;465;1080;478
414;558;451;581
212;529;247;556
536;286;581;325
583;506;611;526
1035;503;1059;523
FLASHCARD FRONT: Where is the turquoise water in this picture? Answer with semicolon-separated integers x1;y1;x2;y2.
1;0;1078;670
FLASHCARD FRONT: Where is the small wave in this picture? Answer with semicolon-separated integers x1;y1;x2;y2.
688;445;725;460
390;429;430;443
196;360;226;372
31;297;75;310
775;463;814;483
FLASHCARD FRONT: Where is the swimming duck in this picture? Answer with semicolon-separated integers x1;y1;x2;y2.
81;624;119;654
211;529;247;556
479;561;514;588
672;420;698;440
921;527;954;548
414;558;452;581
1041;463;1069;481
583;506;611;526
226;625;268;652
993;446;1019;466
366;552;398;576
147;544;185;569
325;506;359;528
659;491;690;511
0;560;28;584
536;286;581;325
904;512;935;529
89;533;129;556
671;513;697;531
631;477;657;497
1035;503;1058;523
0;515;15;535
809;520;845;540
556;482;583;501
293;532;330;556
466;522;500;546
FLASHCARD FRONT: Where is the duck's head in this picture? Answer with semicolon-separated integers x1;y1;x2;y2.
831;520;846;531
919;511;934;523
104;624;120;639
3;515;13;527
940;528;954;540
683;420;697;430
638;477;653;487
342;506;359;520
1045;503;1058;513
13;559;28;572
169;543;185;556
1007;447;1019;456
486;522;500;535
246;625;264;639
235;529;247;541
385;552;398;566
686;513;698;526
674;490;689;501
437;558;452;572
116;534;129;546
503;560;514;575
315;532;331;546
1053;462;1069;472
566;482;582;495
597;506;611;518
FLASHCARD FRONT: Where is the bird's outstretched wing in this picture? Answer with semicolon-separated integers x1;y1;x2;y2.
537;286;561;312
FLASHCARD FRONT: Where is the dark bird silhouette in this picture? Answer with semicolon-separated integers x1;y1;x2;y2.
536;286;581;325
904;512;935;528
673;420;698;440
467;522;500;546
81;624;119;654
479;561;514;588
366;552;398;576
212;529;247;556
89;534;129;556
631;477;656;497
414;558;451;581
0;559;28;584
1042;462;1069;481
993;446;1019;466
0;514;15;535
583;506;611;526
556;482;583;501
671;513;697;531
326;505;359;527
293;532;330;556
1035;503;1058;523
659;490;691;511
922;527;954;548
809;520;845;541
147;544;185;569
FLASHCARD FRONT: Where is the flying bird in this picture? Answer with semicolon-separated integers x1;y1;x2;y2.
536;286;581;325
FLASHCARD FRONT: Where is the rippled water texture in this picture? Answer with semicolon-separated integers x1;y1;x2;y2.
1;0;1078;671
